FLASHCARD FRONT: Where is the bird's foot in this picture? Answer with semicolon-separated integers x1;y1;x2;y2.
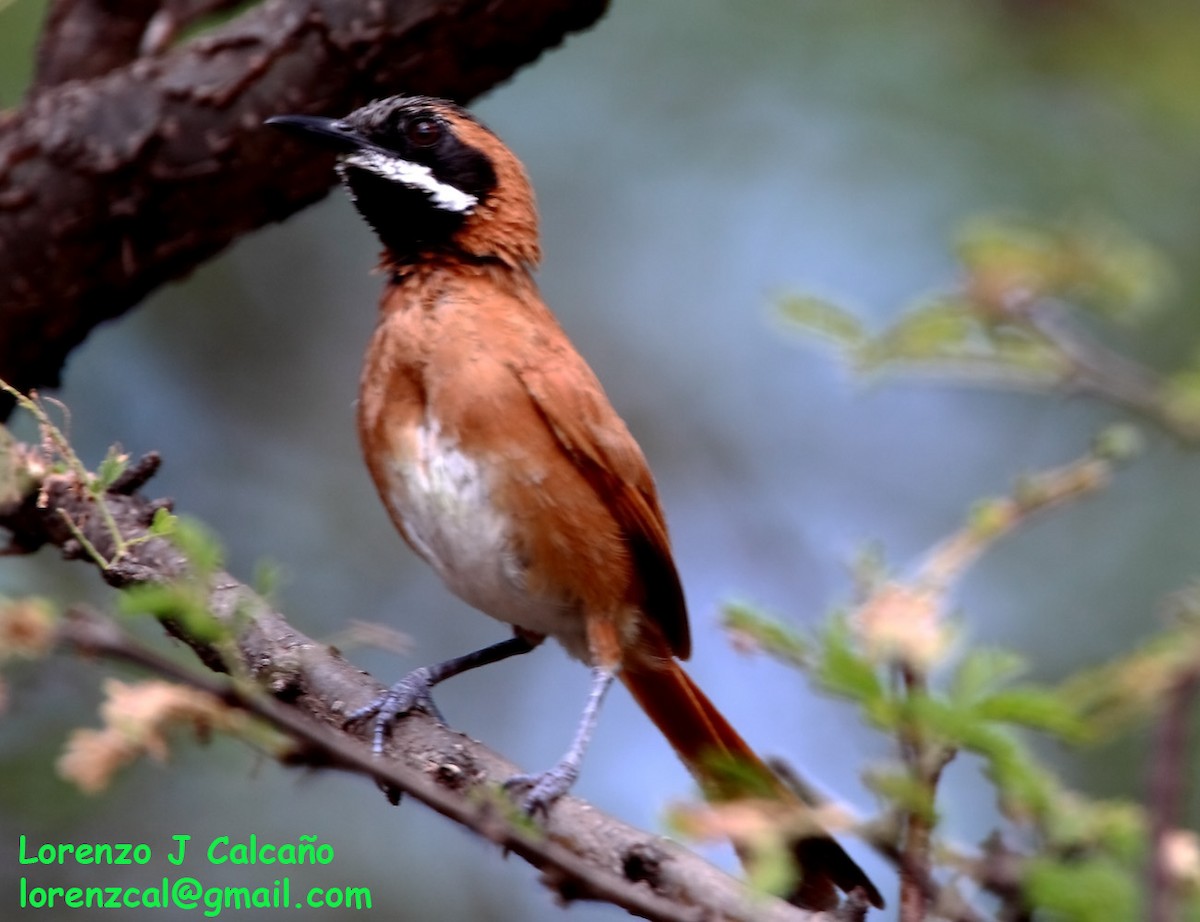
344;666;446;754
503;760;580;817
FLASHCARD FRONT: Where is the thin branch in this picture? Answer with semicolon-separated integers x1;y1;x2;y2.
1021;303;1169;426
1146;669;1200;922
895;666;953;922
915;451;1111;594
770;759;994;922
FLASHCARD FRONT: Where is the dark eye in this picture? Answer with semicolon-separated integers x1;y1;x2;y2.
405;117;442;148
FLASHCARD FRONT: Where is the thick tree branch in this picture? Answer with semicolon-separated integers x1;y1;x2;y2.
34;0;162;88
0;447;828;922
34;0;249;89
0;0;608;414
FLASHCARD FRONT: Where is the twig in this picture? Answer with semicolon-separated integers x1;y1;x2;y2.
1021;303;1165;423
896;666;954;922
915;452;1110;595
1145;668;1200;922
770;759;994;922
844;444;1114;922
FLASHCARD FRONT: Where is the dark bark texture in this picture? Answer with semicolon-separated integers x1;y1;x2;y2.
0;0;608;413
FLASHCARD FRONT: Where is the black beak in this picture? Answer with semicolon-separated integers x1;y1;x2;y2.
264;114;367;153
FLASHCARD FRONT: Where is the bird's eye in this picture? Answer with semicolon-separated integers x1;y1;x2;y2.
405;117;442;148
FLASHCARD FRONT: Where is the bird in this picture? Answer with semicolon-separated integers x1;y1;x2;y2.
266;96;882;911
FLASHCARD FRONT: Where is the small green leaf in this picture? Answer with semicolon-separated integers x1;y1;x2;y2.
776;295;866;349
1160;370;1200;440
744;835;799;901
966;497;1011;540
905;692;978;748
1091;424;1143;463
93;445;129;492
254;559;283;602
117;582;223;643
168;516;224;577
813;619;884;706
951;648;1028;703
877;303;975;363
986;326;1070;376
975;687;1090;741
863;768;938;822
721;601;808;668
1023;856;1138;922
1056;214;1172;322
149;507;177;536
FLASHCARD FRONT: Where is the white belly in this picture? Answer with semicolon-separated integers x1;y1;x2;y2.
382;417;588;657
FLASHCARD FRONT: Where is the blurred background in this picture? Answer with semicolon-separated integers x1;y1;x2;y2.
3;0;1200;918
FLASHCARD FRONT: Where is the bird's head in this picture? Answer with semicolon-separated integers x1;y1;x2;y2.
267;96;540;270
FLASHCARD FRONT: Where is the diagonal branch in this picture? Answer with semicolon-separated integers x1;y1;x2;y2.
0;447;826;922
0;0;609;415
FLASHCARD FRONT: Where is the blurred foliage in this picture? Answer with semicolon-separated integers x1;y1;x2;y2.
748;207;1200;916
724;481;1200;918
116;512;228;647
781;212;1200;440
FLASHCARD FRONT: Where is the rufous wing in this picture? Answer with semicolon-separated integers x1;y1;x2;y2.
511;351;691;659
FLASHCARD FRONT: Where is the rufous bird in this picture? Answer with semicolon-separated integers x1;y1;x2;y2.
267;96;882;911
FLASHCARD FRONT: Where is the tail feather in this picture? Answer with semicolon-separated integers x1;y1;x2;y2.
620;653;884;910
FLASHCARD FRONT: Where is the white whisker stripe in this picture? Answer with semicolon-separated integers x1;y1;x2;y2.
342;150;479;214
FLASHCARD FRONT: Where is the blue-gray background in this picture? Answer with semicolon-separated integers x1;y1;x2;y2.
3;2;1199;918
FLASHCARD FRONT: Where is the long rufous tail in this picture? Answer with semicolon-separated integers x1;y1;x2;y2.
620;653;884;910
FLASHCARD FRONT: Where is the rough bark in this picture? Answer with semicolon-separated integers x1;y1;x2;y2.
0;0;608;414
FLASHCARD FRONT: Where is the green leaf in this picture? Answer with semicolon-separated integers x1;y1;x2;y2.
905;692;986;750
149;507;177;536
874;302;975;364
168;516;224;577
254;559;283;602
1160;370;1200;440
966;497;1012;540
1091;424;1144;463
776;295;866;349
963;724;1058;822
986;325;1070;376
117;582;223;644
721;601;808;668
975;687;1090;742
1056;214;1172;322
1024;856;1139;922
863;768;938;822
951;648;1028;703
744;835;800;901
955;212;1171;322
813;619;884;706
93;445;128;492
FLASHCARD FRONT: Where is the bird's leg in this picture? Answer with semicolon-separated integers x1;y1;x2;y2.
505;665;616;815
347;634;537;754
